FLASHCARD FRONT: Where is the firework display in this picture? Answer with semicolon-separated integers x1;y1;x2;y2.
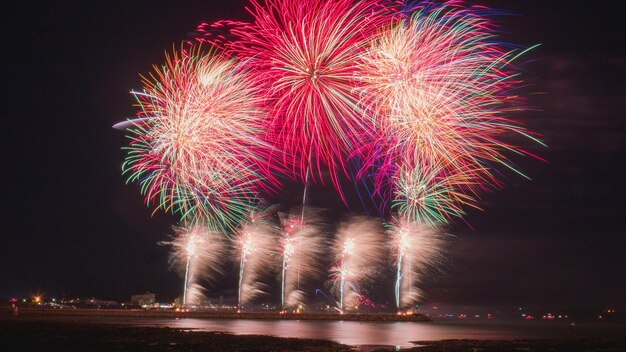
234;208;277;309
278;209;325;310
392;164;479;228
223;0;392;195
121;46;270;233
388;216;445;309
356;2;543;222
159;223;226;306
117;0;540;310
329;217;386;312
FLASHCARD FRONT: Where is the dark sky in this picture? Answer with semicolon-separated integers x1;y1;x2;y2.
2;1;624;311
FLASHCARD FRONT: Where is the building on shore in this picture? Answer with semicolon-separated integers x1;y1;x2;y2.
130;292;156;307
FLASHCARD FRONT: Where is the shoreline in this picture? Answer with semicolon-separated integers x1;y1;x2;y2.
14;307;431;322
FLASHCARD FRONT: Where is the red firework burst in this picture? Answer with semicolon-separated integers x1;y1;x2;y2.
225;0;394;198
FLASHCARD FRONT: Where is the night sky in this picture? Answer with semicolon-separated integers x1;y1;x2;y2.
3;1;624;311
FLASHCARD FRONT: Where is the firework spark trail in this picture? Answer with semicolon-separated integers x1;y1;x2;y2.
159;223;226;306
234;208;278;309
388;216;445;310
392;163;480;227
355;2;544;218
329;216;386;312
225;0;394;198
278;209;325;310
121;45;273;232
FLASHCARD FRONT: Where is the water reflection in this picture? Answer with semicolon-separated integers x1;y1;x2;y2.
56;316;624;347
161;318;612;347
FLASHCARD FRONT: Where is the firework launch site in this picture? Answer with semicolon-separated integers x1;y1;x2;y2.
8;306;430;322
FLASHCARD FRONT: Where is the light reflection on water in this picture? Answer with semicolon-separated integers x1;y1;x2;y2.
131;318;621;347
46;316;625;347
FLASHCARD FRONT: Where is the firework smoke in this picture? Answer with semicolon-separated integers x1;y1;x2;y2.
329;216;386;312
159;222;226;306
234;208;277;309
388;216;445;310
278;208;325;310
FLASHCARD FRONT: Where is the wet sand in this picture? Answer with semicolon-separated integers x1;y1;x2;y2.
383;339;626;352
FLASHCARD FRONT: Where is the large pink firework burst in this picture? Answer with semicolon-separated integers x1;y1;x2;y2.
225;0;393;197
355;1;543;221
